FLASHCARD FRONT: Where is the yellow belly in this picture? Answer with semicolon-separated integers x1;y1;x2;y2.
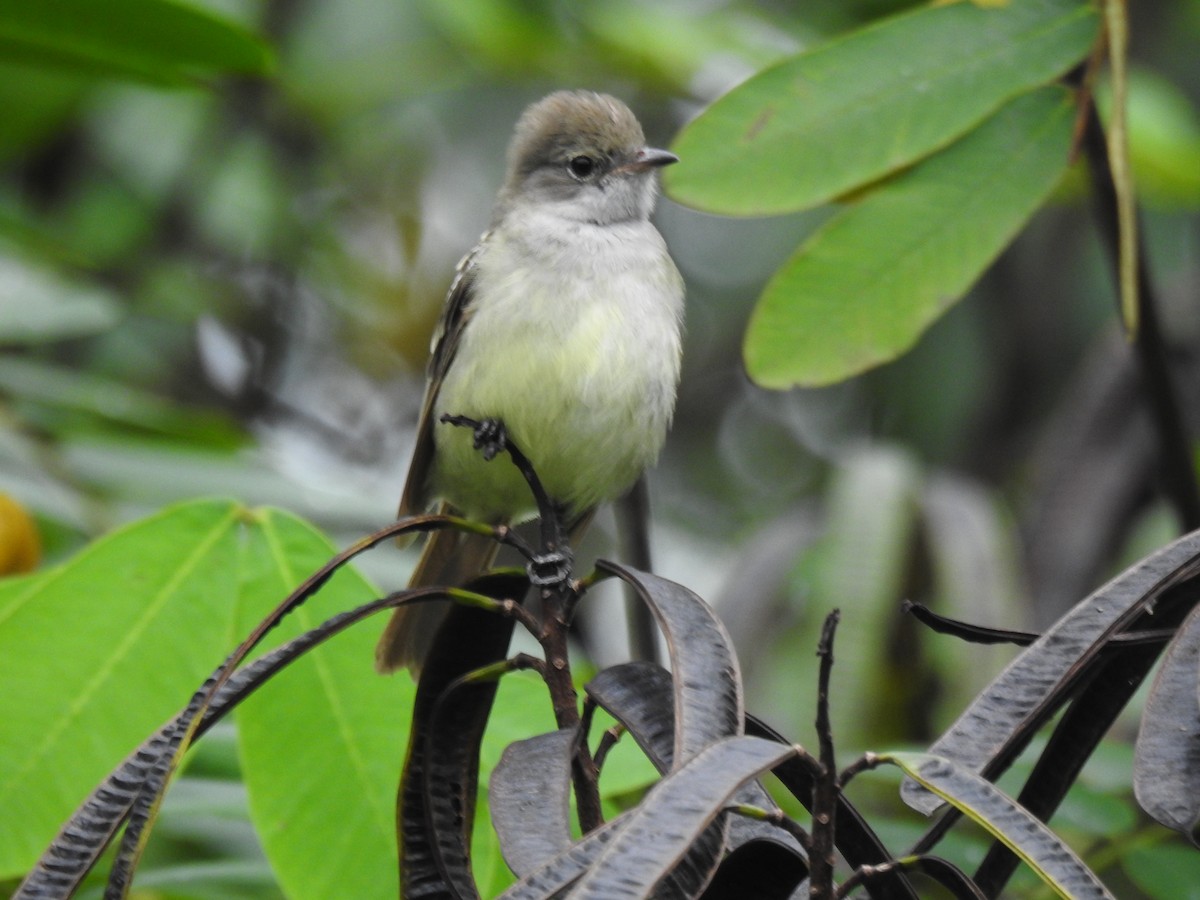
431;301;675;521
426;212;683;522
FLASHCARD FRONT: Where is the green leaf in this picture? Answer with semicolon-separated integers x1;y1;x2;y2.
666;0;1097;215
884;751;1116;899
0;0;273;86
0;498;246;877
0;61;86;160
235;508;413;900
745;85;1075;389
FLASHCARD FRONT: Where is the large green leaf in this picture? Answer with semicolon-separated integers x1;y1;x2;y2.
666;0;1096;215
234;508;413;900
0;0;272;86
745;86;1076;389
0;498;245;877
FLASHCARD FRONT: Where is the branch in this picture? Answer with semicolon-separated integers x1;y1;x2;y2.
809;609;842;900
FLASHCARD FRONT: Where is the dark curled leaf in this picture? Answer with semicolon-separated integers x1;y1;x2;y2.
497;815;628;899
745;714;918;900
586;661;676;771
968;631;1169;894
403;572;528;899
586;664;733;897
1134;602;1200;841
104;687;207;897
587;662;804;859
14;731;175;898
699;838;807;899
591;566;744;895
569;736;797;899
903;529;1200;813
904;600;1174;649
489;728;577;877
887;753;1115;899
595;563;742;763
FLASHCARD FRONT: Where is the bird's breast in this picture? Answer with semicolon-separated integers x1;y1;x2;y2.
430;217;683;522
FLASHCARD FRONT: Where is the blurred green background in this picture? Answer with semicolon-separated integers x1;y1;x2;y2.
2;0;1199;896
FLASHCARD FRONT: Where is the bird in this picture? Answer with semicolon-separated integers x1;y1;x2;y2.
375;90;684;675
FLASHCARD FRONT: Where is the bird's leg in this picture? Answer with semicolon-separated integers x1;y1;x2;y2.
439;412;573;586
439;410;598;829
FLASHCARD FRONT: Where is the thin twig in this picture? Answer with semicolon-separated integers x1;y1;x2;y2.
836;859;910;900
593;725;625;772
809;609;842;899
837;752;883;791
539;576;603;831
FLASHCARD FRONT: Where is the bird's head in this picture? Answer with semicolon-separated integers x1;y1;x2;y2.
499;90;677;226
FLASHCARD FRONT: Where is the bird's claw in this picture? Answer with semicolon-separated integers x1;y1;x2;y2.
473;418;508;462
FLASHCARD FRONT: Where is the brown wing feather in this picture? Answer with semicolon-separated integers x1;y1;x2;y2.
380;235;493;674
397;234;489;517
380;230;604;675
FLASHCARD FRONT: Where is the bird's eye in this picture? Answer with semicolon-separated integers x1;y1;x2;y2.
567;155;596;179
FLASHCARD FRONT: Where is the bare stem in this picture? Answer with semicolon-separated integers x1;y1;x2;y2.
809;609;842;899
538;577;604;832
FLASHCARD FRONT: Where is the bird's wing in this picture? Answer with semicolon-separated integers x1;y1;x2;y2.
397;234;489;518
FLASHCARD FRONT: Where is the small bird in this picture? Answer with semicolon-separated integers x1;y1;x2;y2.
375;90;684;675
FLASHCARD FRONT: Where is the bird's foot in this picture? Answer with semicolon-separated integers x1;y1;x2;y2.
472;418;508;461
527;547;573;587
439;414;508;462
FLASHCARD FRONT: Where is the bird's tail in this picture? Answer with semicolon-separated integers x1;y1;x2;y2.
374;524;500;675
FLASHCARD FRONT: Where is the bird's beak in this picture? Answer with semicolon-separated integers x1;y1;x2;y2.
618;147;679;174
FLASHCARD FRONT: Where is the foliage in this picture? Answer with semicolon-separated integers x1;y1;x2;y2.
0;0;270;86
8;493;1200;898
669;0;1097;387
